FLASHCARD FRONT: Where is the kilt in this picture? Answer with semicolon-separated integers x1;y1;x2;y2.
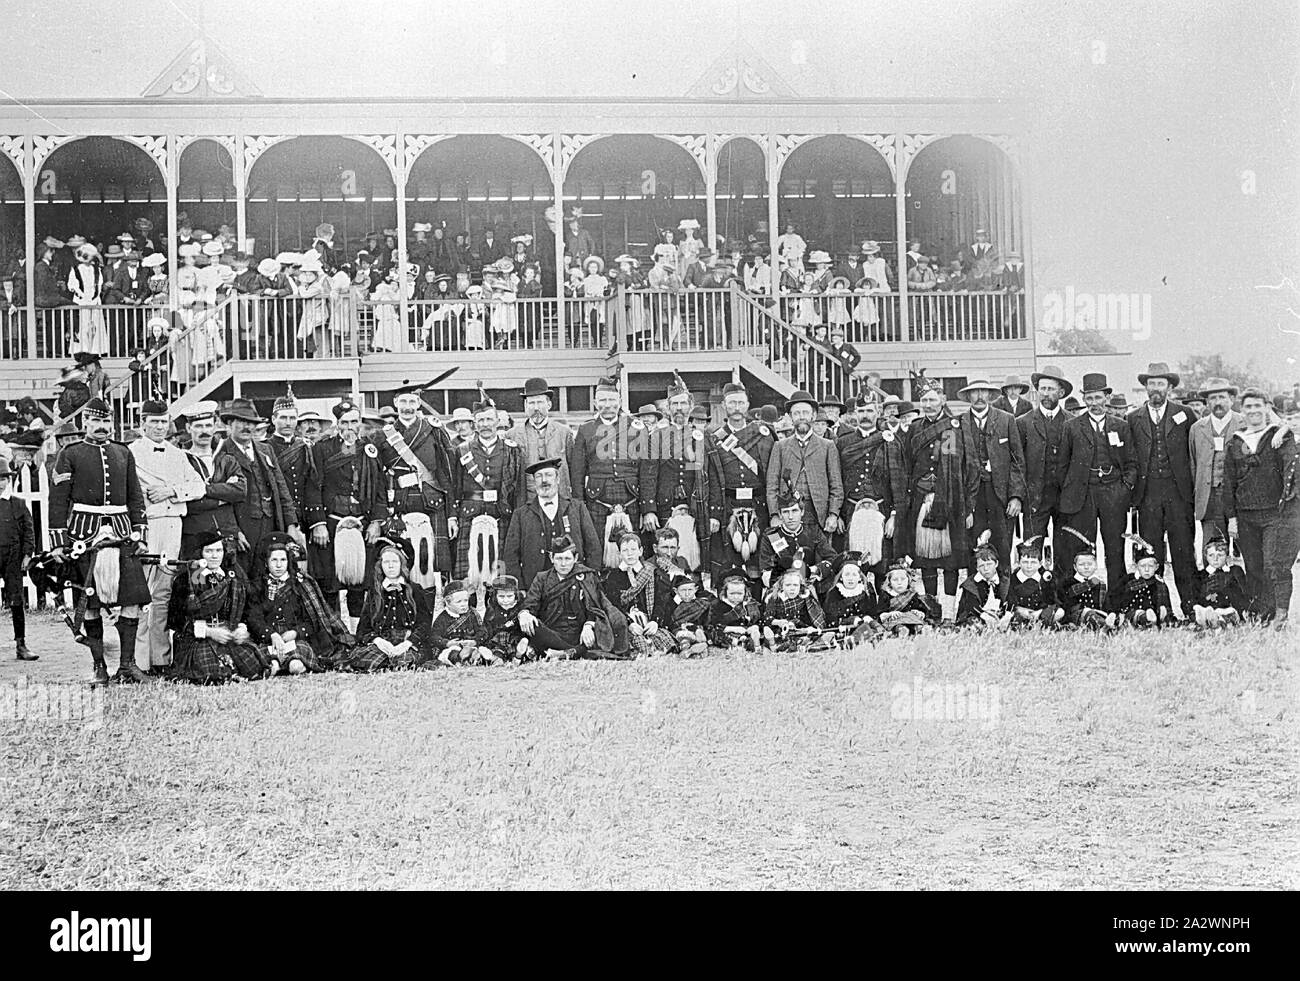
262;639;324;673
334;630;424;672
393;491;453;572
454;503;507;580
627;625;676;658
76;543;153;610
172;634;269;683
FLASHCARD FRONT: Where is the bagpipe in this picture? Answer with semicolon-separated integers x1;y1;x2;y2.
27;548;180;645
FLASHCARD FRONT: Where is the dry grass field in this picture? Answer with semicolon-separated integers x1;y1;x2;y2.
0;611;1296;890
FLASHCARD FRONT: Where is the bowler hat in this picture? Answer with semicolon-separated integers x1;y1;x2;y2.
784;389;817;414
219;397;263;424
1030;364;1073;396
521;377;553;399
1080;373;1112;396
1137;362;1180;387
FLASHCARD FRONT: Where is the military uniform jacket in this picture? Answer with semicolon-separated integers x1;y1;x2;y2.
266;434;316;517
456;436;525;522
374;417;461;515
643;423;711;531
305;436;387;528
705;421;775;519
835;426;888;509
758;523;837;579
568;414;655;508
48;438;147;548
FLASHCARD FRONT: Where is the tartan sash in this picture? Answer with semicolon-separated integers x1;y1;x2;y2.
387;426;437;492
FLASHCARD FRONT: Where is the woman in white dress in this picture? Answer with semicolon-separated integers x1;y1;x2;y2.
191;241;227;377
487;259;519;350
294;256;329;357
67;244;108;357
369;267;405;353
462;285;487;350
852;241;893;334
675;219;703;280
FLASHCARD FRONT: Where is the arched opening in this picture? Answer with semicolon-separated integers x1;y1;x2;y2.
714;137;768;255
905;135;1025;341
563;136;706;269
178;139;237;245
777;136;895;267
245;136;395;260
38;137;166;250
406;135;553;274
0;156;26;359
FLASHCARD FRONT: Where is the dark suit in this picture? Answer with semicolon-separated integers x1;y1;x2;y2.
1017;406;1070;577
1059;413;1136;585
959;407;1026;575
503;496;602;589
1126;401;1197;614
213;438;298;574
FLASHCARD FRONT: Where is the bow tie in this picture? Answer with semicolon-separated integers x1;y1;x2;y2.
383;581;405;592
153;447;166;453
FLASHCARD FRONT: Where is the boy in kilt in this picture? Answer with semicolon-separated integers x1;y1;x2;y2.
707;575;765;652
669;573;712;656
1191;535;1250;627
433;580;493;666
481;574;532;662
955;542;1012;629
1008;538;1064;628
1059;542;1116;630
1115;535;1173;628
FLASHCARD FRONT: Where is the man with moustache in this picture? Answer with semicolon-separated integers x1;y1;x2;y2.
640;372;711;572
508;377;574;500
568;375;653;559
305;398;387;621
129;398;208;674
372;380;462;595
1189;377;1244;546
453;388;525;583
214;398;301;576
956;379;1026;579
47;398;153;685
503;458;602;588
704;381;775;587
180;401;245;562
264;386;315;534
1059;373;1137;585
894;380;978;619
1017;364;1072;578
765;390;844;540
836;398;893;578
1127;362;1198;618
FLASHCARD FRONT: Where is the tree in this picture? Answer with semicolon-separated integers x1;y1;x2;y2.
1177;354;1272;395
1046;330;1117;355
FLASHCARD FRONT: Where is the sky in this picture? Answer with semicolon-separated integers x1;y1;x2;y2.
0;0;1296;377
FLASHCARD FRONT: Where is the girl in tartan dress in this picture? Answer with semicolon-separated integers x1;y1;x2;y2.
601;532;677;657
166;532;269;683
246;536;355;674
764;569;827;651
707;576;765;652
822;556;879;631
334;541;433;671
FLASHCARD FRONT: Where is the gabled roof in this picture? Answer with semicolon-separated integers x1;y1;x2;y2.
141;37;261;99
685;39;797;100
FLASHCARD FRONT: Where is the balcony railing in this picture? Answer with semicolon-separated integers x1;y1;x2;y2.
30;302;175;361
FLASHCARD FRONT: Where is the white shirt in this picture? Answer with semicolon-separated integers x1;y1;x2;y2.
1239;429;1267;454
1148;404;1165;425
1039;404;1061;420
1210;413;1231;435
538;496;559;521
